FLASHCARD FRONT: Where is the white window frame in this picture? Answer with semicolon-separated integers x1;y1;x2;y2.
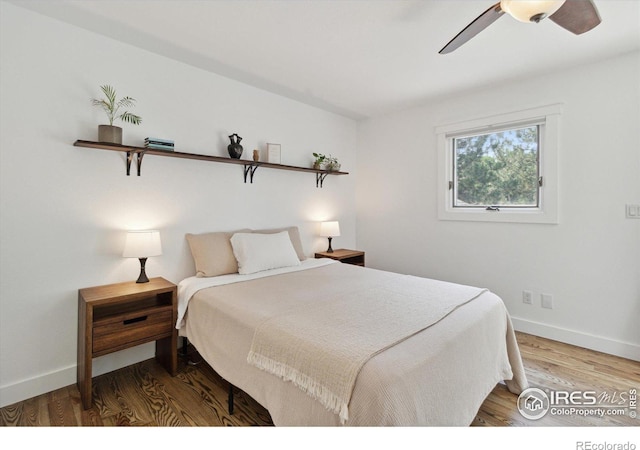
436;104;561;224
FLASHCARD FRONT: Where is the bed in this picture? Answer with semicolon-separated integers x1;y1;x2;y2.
176;227;528;426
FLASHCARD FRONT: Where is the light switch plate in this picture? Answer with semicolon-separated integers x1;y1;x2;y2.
627;204;640;219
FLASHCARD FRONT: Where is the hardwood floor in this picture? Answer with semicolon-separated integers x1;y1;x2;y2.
473;332;639;426
1;332;638;427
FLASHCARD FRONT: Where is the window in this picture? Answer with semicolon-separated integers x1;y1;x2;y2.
436;104;561;224
453;124;540;209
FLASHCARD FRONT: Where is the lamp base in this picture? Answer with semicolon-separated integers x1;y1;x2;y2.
326;237;334;253
136;257;149;283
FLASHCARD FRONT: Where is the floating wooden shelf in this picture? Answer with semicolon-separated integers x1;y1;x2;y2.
73;140;348;188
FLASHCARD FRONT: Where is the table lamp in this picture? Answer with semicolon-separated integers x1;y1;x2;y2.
123;230;162;283
320;221;340;253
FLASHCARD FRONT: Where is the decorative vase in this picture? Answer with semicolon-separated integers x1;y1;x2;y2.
253;149;260;161
98;125;122;144
227;133;243;159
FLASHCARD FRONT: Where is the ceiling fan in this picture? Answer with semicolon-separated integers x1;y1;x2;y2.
439;0;601;54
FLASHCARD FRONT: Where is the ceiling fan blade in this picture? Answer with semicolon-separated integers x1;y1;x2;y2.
439;2;505;54
549;0;601;34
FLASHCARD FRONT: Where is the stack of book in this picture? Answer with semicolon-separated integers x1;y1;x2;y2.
144;137;174;152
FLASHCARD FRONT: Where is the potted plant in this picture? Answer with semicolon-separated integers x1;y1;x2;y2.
312;152;328;170
326;155;341;172
92;84;142;144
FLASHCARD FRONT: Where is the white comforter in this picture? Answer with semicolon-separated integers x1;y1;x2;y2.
178;260;528;426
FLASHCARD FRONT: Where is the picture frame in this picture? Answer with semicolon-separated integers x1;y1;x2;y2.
266;143;281;164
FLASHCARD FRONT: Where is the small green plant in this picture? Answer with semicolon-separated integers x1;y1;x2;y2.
312;152;326;166
92;84;142;126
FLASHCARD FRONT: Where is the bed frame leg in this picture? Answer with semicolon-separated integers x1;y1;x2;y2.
181;337;201;366
181;337;235;415
181;337;189;357
182;337;234;414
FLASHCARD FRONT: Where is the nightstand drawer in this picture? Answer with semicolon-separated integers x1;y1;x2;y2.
92;308;173;355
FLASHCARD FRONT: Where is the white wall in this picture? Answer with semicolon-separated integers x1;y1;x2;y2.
0;3;357;407
357;51;640;361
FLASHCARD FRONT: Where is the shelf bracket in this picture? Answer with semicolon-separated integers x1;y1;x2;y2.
124;150;145;176
316;172;329;188
243;163;259;183
136;150;146;176
126;151;134;176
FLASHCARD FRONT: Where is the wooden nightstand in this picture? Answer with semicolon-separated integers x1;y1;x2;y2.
77;277;178;409
315;249;365;267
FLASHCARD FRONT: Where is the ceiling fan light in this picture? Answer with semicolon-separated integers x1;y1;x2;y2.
500;0;566;23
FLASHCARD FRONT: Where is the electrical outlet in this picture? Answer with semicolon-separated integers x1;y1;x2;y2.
626;204;640;219
542;293;554;309
523;290;533;305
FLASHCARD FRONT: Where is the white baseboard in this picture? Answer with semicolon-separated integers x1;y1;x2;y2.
512;316;640;362
0;344;156;408
0;365;76;409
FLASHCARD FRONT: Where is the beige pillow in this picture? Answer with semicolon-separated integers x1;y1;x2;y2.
251;226;306;261
186;229;250;277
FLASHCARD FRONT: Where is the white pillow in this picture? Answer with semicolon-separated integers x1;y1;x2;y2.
230;231;301;275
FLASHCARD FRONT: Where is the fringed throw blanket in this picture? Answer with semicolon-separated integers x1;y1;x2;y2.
247;276;487;423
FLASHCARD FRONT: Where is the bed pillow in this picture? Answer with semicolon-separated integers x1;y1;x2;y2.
252;226;307;261
186;229;250;277
230;231;301;275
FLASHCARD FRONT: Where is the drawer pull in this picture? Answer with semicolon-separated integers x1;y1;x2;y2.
123;316;148;325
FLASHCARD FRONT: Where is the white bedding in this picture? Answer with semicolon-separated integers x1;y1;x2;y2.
178;260;528;426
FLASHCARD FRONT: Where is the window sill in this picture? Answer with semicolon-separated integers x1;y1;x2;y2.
438;207;558;224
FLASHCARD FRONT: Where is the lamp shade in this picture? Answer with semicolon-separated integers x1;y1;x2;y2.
123;230;162;258
500;0;566;23
320;221;340;238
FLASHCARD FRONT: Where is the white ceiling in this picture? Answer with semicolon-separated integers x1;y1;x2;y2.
12;0;640;119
